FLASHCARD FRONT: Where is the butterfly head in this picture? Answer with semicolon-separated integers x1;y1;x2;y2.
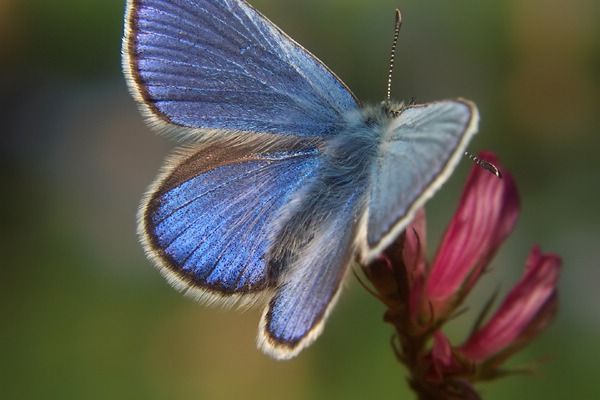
380;100;406;119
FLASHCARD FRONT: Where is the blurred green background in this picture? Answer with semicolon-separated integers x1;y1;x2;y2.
1;0;599;399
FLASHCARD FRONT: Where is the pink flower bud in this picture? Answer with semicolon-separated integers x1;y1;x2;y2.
460;246;561;363
424;152;520;314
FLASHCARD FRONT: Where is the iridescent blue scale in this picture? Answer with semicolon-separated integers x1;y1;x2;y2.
148;148;321;293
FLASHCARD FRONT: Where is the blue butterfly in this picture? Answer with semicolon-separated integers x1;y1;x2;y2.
123;0;478;360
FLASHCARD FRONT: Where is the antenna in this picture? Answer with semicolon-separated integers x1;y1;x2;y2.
464;151;503;178
386;9;402;101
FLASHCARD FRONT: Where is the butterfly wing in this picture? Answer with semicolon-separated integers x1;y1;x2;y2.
258;190;364;359
123;0;359;139
363;99;479;262
140;137;322;305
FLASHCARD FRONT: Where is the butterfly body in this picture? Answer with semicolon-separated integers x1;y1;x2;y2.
267;103;394;261
124;0;479;359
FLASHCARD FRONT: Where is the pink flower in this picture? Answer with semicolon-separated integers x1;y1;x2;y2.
422;152;520;318
423;246;560;383
362;151;561;398
460;246;560;364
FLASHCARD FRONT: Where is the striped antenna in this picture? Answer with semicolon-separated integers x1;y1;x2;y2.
465;151;503;178
387;9;402;101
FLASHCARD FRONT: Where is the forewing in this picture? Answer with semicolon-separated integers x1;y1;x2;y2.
140;137;321;305
123;0;359;138
365;100;478;261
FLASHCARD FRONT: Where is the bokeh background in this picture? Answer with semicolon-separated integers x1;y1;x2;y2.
2;0;599;399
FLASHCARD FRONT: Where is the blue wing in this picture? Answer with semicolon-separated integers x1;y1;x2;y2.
140;138;321;302
364;100;478;261
259;197;362;359
258;168;368;359
123;0;359;137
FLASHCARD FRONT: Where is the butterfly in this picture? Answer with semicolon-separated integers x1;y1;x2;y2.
122;0;479;360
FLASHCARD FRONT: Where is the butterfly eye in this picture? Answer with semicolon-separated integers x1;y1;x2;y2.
380;100;402;118
388;108;402;118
